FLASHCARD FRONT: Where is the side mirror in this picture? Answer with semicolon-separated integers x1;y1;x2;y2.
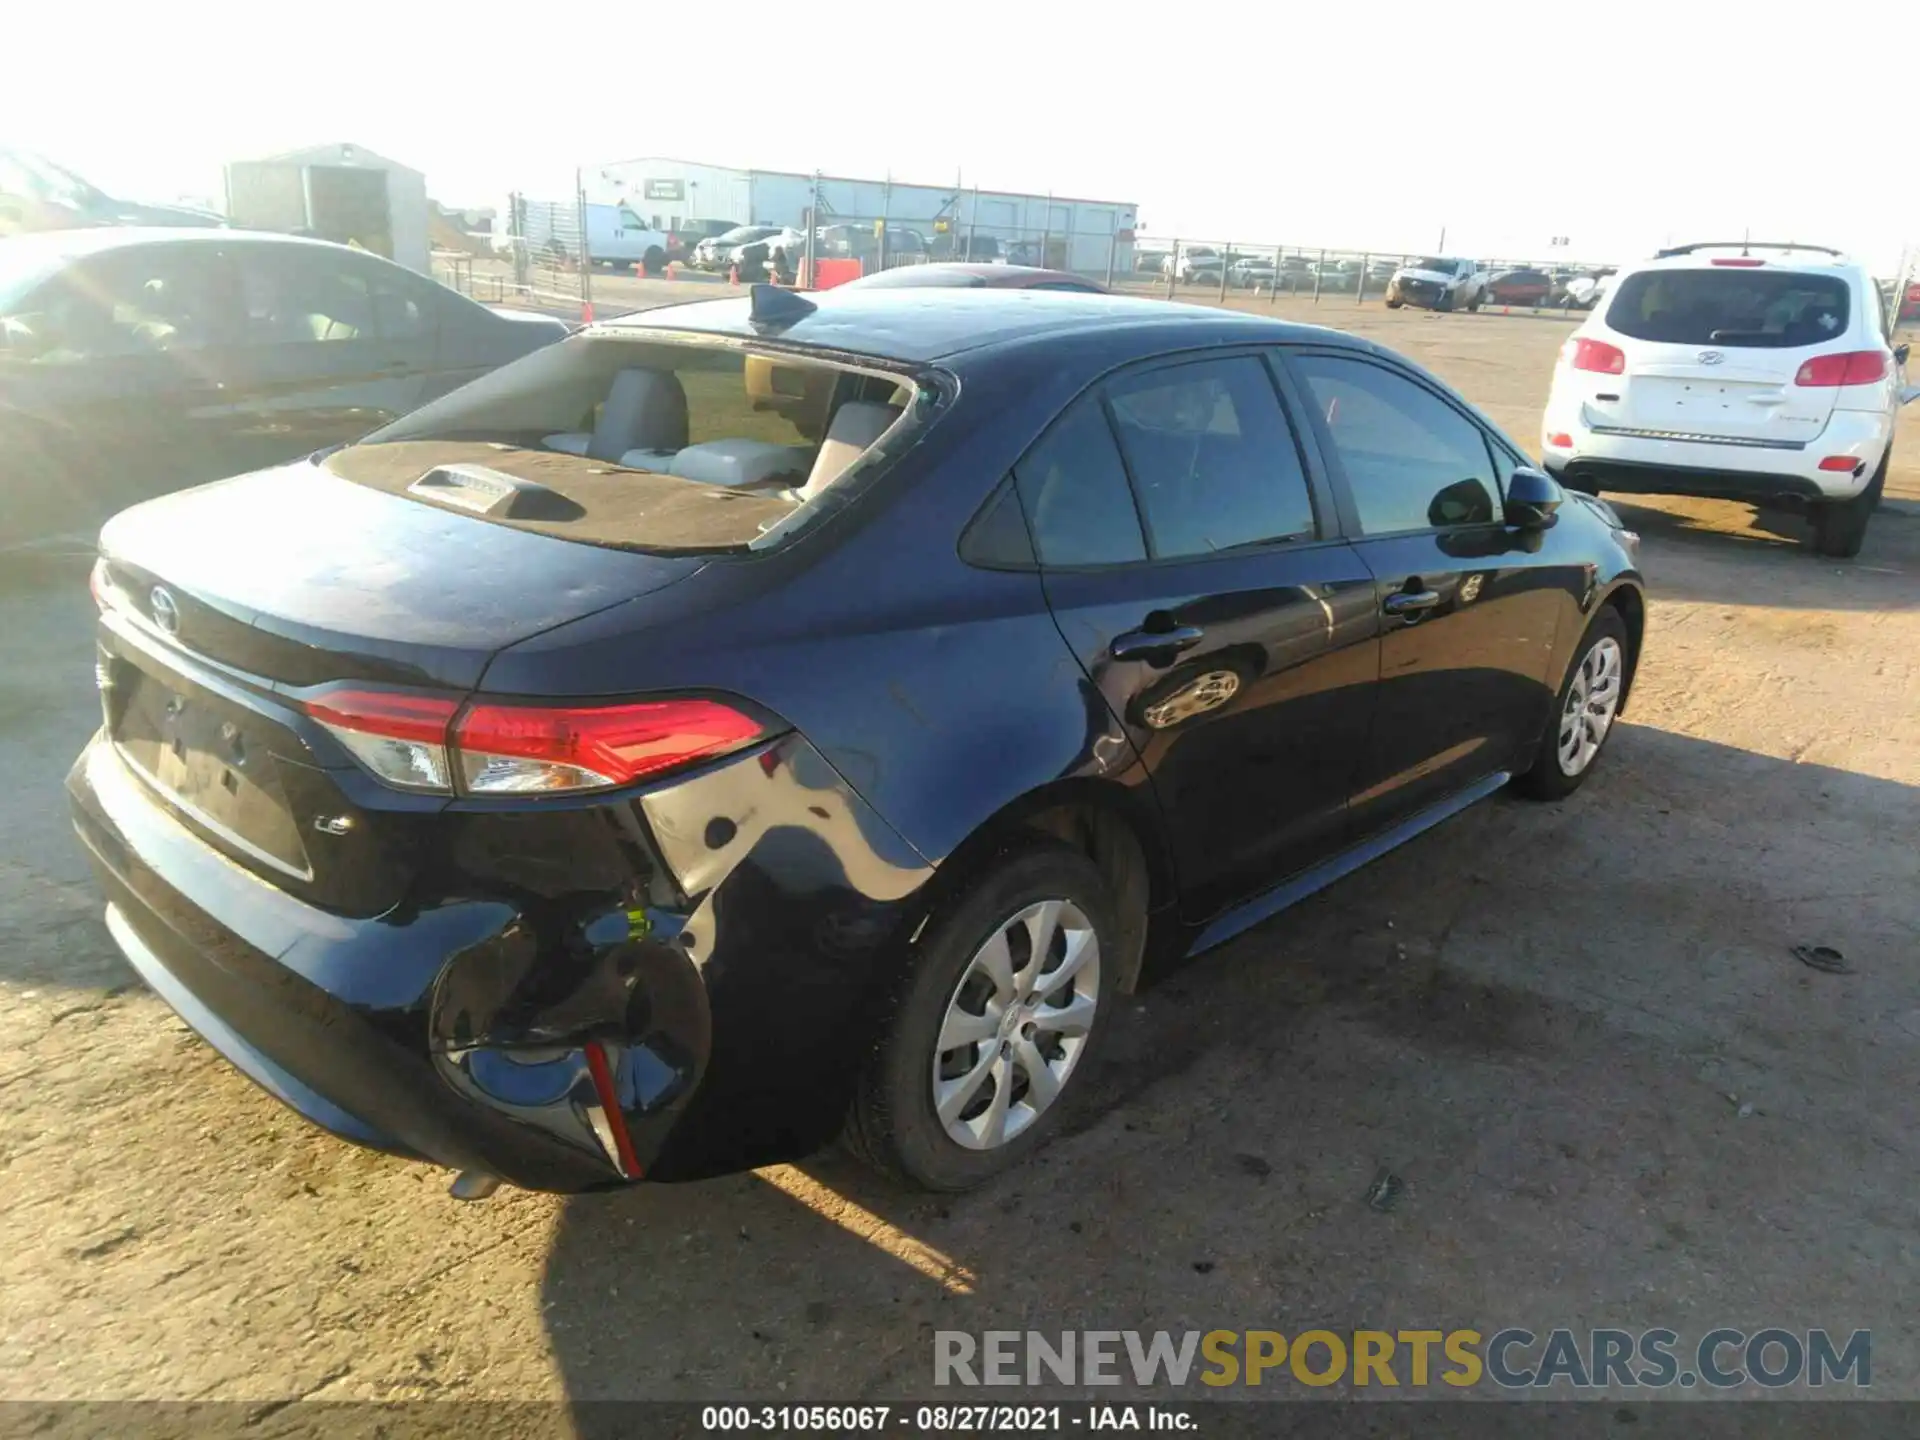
1506;466;1564;530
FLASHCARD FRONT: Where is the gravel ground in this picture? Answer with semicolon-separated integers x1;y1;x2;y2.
1;300;1916;1415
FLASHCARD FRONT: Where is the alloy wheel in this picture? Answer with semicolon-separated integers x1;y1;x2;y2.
1557;636;1624;776
931;899;1101;1150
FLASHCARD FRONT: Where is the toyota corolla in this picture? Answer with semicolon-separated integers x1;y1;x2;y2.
69;286;1646;1195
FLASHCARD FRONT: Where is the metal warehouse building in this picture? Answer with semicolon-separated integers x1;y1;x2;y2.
587;156;1137;275
226;143;432;274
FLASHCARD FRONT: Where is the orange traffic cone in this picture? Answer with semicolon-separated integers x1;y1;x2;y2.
728;263;740;286
582;300;594;324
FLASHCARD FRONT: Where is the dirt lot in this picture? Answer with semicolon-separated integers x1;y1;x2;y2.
2;295;1917;1416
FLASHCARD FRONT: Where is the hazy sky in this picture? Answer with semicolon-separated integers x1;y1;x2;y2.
5;0;1913;270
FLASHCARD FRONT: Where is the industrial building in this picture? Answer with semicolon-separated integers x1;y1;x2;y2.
585;157;1137;274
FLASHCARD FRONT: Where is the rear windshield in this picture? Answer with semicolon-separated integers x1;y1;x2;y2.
336;334;933;554
1605;268;1851;348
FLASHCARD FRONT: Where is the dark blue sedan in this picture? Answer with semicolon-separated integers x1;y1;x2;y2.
67;285;1645;1194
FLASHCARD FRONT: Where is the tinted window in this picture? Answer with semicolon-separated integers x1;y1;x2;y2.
1293;355;1501;534
1105;356;1315;557
236;249;376;344
3;246;238;363
235;249;436;345
959;477;1036;568
1012;396;1147;567
367;268;434;341
1605;268;1851;348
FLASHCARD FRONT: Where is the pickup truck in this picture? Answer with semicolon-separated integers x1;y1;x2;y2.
1384;256;1488;312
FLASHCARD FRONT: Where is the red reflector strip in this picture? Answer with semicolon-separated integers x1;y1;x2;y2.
1547;432;1573;449
1819;456;1860;472
583;1041;642;1179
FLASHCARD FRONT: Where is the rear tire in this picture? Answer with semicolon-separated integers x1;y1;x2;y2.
1385;298;1404;309
1808;457;1884;559
643;246;667;273
846;841;1117;1191
1512;608;1630;801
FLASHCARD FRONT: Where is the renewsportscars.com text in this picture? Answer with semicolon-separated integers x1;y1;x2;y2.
933;1328;1871;1391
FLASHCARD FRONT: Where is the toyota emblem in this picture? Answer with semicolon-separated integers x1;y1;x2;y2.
149;586;180;636
1697;349;1724;365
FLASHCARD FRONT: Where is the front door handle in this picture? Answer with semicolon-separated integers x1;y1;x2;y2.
1111;624;1205;665
1383;589;1441;617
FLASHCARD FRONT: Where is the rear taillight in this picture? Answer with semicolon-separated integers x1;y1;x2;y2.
1794;351;1889;387
1568;338;1626;374
304;690;764;796
307;689;462;792
454;699;763;794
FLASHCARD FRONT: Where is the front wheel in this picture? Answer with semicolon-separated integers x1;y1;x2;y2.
1512;609;1630;801
845;842;1117;1190
1385;297;1404;309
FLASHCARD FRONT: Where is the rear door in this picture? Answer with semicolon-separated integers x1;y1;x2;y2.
1283;349;1568;837
1598;265;1854;442
1016;351;1380;921
225;242;440;468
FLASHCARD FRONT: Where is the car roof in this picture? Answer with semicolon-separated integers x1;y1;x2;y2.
600;287;1359;364
0;224;390;265
1626;247;1862;276
846;263;1105;291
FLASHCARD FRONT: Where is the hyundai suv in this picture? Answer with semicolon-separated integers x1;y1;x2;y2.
1541;243;1917;557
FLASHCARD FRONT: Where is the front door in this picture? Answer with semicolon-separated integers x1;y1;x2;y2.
1014;352;1381;921
1283;350;1571;838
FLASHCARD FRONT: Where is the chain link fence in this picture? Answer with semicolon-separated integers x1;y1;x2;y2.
430;171;1920;336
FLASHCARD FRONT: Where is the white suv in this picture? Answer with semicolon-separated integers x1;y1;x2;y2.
1541;243;1917;557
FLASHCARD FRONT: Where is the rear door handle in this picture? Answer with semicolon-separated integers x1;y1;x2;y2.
1110;625;1205;664
1383;589;1441;617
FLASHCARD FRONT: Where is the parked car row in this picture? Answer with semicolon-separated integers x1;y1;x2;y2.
686;222;982;274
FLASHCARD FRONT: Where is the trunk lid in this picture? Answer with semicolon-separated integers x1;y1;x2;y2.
94;457;706;914
98;457;705;689
1610;344;1836;443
